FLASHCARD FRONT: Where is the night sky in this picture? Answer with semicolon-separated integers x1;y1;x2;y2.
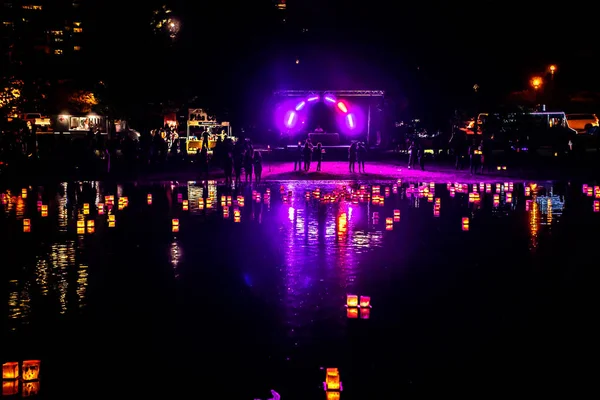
95;0;598;123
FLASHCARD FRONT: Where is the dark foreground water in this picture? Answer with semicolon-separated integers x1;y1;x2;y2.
1;179;599;398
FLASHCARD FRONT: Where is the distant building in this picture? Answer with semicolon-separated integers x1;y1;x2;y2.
1;0;88;70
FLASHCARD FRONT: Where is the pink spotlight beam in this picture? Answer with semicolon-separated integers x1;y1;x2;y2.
337;101;348;113
286;111;296;128
295;101;306;111
324;96;336;103
307;96;319;102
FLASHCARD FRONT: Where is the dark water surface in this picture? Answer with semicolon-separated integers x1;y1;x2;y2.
1;180;598;398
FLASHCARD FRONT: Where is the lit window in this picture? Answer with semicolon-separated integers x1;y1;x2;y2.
73;46;81;51
73;27;82;33
2;21;13;26
22;5;42;10
54;49;63;55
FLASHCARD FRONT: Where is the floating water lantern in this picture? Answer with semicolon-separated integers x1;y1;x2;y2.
393;209;400;222
172;219;179;232
22;219;31;233
449;187;455;197
384;187;390;197
86;220;94;234
108;214;115;227
392;184;398;194
506;192;513;203
21;188;27;198
594;200;599;213
147;194;152;205
587;187;593;197
486;184;491;193
324;368;342;391
582;184;588;193
237;195;244;206
177;193;183;203
525;187;531;196
182;200;189;211
82;203;89;214
223;206;229;218
508;182;514;191
233;208;241;221
595;186;600;198
2;362;19;380
359;296;371;308
41;204;48;217
372;185;380;194
198;199;205;210
385;217;393;226
21;361;40;381
493;194;500;207
346;294;358;308
206;198;213;209
461;217;469;231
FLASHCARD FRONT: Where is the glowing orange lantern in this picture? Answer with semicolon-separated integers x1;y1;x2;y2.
22;381;40;397
98;203;105;214
108;214;115;227
385;217;393;225
40;204;48;217
587;187;593;197
359;296;371;308
147;194;152;205
83;203;90;214
182;200;189;211
21;188;27;198
2;380;19;396
172;218;179;232
493;194;500;206
23;218;31;232
506;192;512;203
346;308;358;319
2;362;19;379
461;217;469;231
198;199;205;209
21;360;40;381
325;368;341;391
346;294;358;308
594;200;599;213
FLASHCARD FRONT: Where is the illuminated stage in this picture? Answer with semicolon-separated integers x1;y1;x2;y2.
273;90;384;146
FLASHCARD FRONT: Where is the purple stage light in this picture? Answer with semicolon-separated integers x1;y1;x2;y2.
346;113;355;129
324;96;336;103
284;110;298;128
295;101;306;111
307;96;319;102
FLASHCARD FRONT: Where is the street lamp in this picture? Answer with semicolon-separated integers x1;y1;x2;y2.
530;76;543;90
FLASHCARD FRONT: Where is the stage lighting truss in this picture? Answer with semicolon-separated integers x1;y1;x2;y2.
274;90;384;98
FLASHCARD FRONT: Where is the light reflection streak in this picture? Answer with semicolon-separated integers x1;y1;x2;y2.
57;183;68;232
50;241;76;314
170;240;182;278
35;257;50;295
77;265;88;309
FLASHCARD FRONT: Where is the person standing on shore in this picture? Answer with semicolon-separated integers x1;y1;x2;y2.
348;142;357;172
357;142;367;173
303;141;313;171
253;151;263;183
315;142;323;171
294;142;302;171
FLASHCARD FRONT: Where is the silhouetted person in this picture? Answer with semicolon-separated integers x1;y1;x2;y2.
303;141;312;171
479;139;489;174
315;142;323;171
468;139;478;175
450;127;466;170
408;141;417;168
224;152;233;186
244;147;254;182
357;142;367;172
253;151;263;183
294;142;302;171
348;142;357;172
417;144;425;170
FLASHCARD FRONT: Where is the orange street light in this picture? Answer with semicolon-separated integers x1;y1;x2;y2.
531;76;543;90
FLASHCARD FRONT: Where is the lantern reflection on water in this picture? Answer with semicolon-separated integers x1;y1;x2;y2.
2;362;19;379
2;380;19;396
326;391;341;400
21;360;40;381
86;220;95;234
360;307;370;319
22;381;40;397
462;217;469;231
346;308;358;318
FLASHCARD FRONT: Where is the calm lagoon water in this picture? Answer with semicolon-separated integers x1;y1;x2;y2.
1;180;598;398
